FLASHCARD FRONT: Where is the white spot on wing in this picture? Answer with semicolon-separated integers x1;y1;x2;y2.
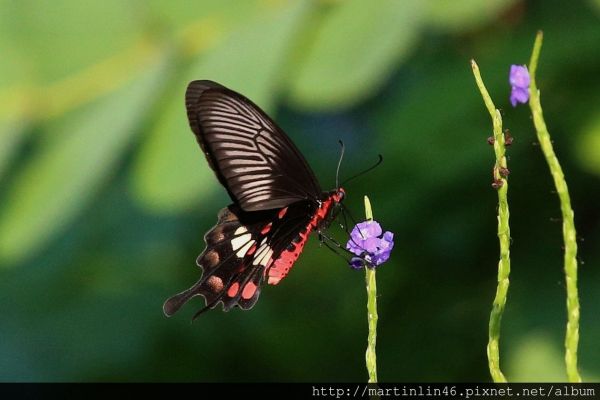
236;240;254;258
231;227;253;256
253;242;274;266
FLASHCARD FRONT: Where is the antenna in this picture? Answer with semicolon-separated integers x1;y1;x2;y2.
340;154;383;187
335;140;345;189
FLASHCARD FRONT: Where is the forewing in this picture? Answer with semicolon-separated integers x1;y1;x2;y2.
185;80;322;212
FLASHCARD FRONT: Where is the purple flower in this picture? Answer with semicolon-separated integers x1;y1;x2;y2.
509;65;530;107
346;220;394;268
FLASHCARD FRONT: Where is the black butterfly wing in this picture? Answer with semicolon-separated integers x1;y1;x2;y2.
163;202;315;318
185;80;322;212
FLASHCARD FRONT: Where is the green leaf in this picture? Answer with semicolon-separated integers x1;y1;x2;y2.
147;0;263;29
0;24;30;89
131;1;309;213
0;121;24;181
289;0;423;111
426;0;517;32
0;11;32;146
0;54;170;266
2;0;145;82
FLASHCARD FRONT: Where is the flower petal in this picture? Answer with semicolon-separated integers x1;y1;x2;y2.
353;220;382;240
366;221;382;238
382;231;394;243
509;65;530;88
362;237;380;253
510;86;529;107
346;237;364;256
350;222;367;242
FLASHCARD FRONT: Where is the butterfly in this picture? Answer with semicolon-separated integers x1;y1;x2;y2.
163;80;346;319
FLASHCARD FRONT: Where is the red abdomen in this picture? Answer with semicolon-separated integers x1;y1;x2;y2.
266;189;344;285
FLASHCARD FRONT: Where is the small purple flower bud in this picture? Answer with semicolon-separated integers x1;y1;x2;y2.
509;65;530;88
509;65;530;107
510;87;529;107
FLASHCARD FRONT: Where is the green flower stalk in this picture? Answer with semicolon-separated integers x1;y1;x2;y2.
364;195;378;383
528;31;582;383
471;60;511;383
346;196;393;384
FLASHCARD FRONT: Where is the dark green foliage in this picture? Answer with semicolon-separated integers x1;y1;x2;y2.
1;0;599;382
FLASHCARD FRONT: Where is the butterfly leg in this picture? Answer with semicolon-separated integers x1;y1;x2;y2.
317;230;345;249
339;206;352;235
318;230;368;258
318;232;354;264
341;203;361;230
319;218;377;267
318;231;373;267
339;204;371;252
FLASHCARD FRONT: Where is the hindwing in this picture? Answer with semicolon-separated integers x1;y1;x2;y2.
163;202;315;318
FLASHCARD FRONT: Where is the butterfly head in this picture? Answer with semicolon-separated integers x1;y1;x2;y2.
333;187;345;203
314;188;345;230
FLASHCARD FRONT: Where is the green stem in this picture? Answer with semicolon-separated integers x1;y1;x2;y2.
528;31;582;383
364;195;378;383
471;60;511;383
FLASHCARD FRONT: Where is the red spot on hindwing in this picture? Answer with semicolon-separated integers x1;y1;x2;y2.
241;282;258;299
227;282;240;297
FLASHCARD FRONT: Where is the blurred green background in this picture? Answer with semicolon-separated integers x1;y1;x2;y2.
1;0;600;382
